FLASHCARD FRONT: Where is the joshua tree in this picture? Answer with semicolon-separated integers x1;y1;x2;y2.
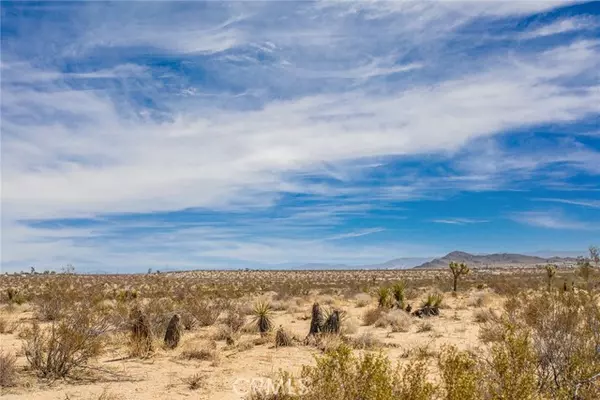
544;265;557;291
449;262;470;292
252;300;273;335
590;246;599;268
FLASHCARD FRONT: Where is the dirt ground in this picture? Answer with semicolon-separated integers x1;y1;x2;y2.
0;268;533;400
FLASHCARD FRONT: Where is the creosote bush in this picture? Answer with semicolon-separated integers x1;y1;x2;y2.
23;307;108;378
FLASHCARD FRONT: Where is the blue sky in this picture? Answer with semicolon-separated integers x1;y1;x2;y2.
1;1;599;273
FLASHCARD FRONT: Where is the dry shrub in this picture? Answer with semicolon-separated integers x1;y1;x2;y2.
473;308;498;323
375;310;412;332
0;317;8;334
23;307;108;378
0;350;17;387
275;326;294;347
341;317;359;335
354;293;372;308
350;332;382;349
362;307;383;326
212;324;240;343
182;373;205;390
128;307;153;358
469;292;493;308
416;322;433;333
223;305;246;333
184;298;224;327
181;342;219;362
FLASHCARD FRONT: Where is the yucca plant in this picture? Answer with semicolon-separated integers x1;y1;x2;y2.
377;287;393;308
391;281;406;309
252;300;273;335
422;293;444;309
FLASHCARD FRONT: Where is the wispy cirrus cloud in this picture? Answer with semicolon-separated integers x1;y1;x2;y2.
522;16;598;39
511;211;594;230
535;198;600;208
431;218;489;225
1;1;599;272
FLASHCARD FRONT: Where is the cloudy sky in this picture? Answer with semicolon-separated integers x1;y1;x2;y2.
1;1;599;272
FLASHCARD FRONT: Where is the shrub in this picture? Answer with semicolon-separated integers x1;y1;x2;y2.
483;326;538;400
375;310;412;332
350;332;382;349
184;298;224;327
23;308;108;378
438;346;482;400
223;305;246;333
354;293;371;308
362;307;383;326
0;350;16;387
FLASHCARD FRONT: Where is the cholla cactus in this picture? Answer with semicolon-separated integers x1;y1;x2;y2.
449;262;470;292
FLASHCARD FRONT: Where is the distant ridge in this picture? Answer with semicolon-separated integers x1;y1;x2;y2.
414;251;578;269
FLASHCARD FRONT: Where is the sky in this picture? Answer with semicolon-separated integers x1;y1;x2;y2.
1;1;599;273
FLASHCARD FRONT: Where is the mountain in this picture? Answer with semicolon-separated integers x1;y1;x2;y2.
414;251;577;269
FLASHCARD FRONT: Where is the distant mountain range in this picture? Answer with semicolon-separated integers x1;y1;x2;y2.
280;251;581;270
413;251;579;269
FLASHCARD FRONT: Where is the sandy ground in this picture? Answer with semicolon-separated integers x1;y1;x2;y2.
0;288;502;400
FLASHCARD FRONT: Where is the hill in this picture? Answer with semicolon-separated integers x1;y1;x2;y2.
414;251;577;269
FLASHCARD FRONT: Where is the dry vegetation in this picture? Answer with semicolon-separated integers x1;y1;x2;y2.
1;255;600;399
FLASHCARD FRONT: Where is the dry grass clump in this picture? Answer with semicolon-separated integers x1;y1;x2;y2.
0;350;17;388
375;310;412;332
416;322;433;333
341;316;359;335
182;373;205;390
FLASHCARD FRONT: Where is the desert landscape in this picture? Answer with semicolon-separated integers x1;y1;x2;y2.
1;251;599;400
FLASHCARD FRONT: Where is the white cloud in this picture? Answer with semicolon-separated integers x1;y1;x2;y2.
522;16;598;39
535;198;600;208
1;1;598;270
511;211;594;230
432;218;489;225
